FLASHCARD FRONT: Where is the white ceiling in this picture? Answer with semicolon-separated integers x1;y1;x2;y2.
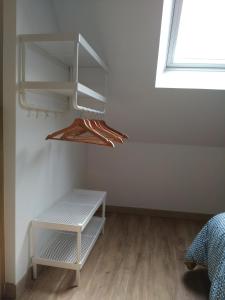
52;0;225;147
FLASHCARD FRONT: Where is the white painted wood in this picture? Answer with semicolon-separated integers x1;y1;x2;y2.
19;32;108;113
38;217;104;266
79;34;108;71
77;83;106;103
31;189;106;284
20;81;75;96
29;225;33;259
32;258;78;270
20;33;108;71
72;104;105;114
76;231;81;286
101;199;105;235
3;0;16;284
33;189;106;231
32;218;105;270
166;0;183;67
19;33;79;43
156;0;225;89
20;82;106;102
32;263;37;280
19;92;69;114
76;270;80;286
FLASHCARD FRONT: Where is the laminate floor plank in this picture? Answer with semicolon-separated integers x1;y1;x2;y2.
19;213;210;300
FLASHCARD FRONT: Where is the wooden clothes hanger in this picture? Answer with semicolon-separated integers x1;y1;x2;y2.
46;118;115;147
89;120;124;143
94;119;128;139
63;119;115;146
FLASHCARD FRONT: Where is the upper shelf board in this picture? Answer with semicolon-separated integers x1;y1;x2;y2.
19;33;108;71
32;189;107;232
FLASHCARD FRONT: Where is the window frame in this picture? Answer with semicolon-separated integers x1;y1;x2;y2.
155;0;225;90
166;0;225;70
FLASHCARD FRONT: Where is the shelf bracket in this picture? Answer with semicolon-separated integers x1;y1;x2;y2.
72;35;107;114
19;91;69;114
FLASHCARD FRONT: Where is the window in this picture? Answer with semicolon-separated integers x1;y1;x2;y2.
155;0;225;90
168;0;225;68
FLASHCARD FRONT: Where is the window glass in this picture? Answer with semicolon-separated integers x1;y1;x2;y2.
172;0;225;66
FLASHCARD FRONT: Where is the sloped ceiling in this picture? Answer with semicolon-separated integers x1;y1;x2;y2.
52;0;225;147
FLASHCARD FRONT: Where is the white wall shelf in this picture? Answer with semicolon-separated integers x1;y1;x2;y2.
19;33;108;114
20;82;106;102
30;189;106;286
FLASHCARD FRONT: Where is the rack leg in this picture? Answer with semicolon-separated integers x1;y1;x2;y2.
76;270;80;286
102;199;105;235
32;263;37;280
31;223;37;280
75;232;81;287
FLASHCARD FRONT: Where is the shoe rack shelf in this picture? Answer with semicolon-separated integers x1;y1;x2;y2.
30;189;106;286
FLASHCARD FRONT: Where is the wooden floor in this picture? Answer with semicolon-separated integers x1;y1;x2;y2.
20;213;210;300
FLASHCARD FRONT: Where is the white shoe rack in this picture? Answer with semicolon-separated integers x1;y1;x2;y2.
30;189;106;286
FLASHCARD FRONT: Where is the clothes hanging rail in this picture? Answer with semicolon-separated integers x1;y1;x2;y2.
19;33;108;114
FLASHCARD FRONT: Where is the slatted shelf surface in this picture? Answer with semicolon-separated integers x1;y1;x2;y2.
33;189;106;232
35;217;104;268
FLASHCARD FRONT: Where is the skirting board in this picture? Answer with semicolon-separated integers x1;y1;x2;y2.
4;266;42;299
106;205;213;221
3;283;16;299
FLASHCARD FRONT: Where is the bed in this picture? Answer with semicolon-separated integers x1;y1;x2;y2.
185;213;225;300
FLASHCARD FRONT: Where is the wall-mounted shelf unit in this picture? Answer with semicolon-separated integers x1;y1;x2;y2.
19;33;108;114
31;189;106;286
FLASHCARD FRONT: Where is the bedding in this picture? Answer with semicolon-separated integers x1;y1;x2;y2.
185;213;225;300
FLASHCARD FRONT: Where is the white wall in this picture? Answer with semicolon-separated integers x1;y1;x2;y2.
87;143;225;214
53;0;225;214
52;0;225;147
16;0;87;283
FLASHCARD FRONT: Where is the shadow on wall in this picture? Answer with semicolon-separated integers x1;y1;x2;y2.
16;145;50;185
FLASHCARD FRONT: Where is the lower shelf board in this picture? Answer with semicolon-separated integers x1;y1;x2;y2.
20;81;106;102
33;217;105;270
